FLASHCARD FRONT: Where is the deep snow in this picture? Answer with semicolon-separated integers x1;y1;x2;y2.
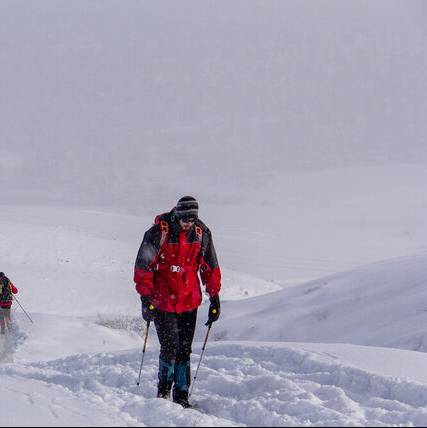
2;205;427;426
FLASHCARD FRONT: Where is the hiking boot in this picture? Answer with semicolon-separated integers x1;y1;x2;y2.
173;389;192;408
157;381;172;399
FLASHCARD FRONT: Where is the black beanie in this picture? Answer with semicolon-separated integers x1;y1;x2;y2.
176;196;199;219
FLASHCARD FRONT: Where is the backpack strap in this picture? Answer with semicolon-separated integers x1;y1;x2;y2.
153;221;170;271
195;225;203;241
159;221;169;248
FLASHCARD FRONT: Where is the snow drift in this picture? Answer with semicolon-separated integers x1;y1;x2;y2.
215;254;427;351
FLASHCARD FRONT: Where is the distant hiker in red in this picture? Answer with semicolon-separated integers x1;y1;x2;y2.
134;196;221;408
0;272;18;334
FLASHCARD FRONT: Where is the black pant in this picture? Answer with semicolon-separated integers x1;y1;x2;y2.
154;309;197;364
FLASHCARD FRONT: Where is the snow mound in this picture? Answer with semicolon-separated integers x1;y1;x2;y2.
214;254;427;352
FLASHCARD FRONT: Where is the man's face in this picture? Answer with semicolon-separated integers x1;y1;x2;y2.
178;216;196;231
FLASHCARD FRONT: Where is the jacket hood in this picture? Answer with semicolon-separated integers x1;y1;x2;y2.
154;209;176;225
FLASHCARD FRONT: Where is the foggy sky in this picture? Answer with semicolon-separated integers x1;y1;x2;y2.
1;0;426;207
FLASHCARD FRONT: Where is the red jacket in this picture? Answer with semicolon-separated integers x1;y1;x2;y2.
134;210;221;313
0;279;18;309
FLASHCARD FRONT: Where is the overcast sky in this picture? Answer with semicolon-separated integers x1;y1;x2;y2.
1;0;426;207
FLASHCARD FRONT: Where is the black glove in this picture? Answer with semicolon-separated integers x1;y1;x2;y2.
141;295;155;323
206;296;220;326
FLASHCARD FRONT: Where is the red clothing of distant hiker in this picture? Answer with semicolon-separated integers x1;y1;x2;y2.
0;273;18;309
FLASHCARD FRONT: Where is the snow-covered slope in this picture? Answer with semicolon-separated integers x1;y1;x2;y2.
1;207;427;426
0;206;280;317
3;160;427;293
214;254;427;351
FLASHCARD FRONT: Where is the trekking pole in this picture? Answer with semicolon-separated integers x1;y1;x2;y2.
189;322;212;398
136;320;151;394
12;295;34;324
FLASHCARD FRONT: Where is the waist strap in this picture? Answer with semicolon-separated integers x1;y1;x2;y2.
154;264;198;274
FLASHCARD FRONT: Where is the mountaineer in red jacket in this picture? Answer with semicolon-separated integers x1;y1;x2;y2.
134;196;221;408
0;272;18;334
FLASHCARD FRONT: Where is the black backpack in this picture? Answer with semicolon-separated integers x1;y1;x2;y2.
0;276;12;304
